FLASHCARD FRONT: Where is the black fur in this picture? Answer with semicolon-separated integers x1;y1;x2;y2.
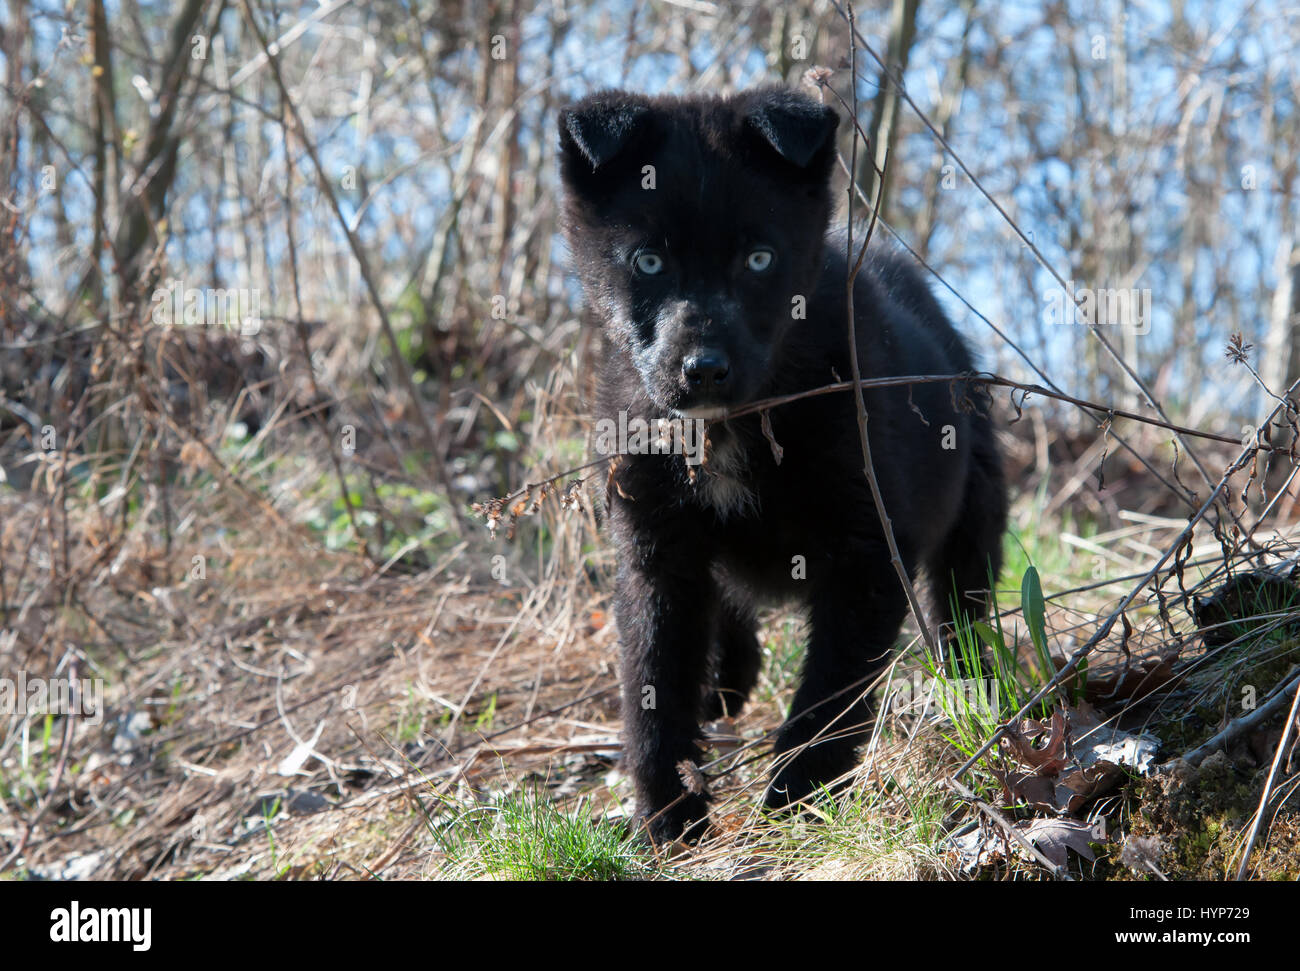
558;87;1007;843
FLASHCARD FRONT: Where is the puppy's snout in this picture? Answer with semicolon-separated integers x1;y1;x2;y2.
682;350;731;391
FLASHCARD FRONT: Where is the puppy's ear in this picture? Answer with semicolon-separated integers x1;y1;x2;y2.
743;89;839;170
559;93;651;171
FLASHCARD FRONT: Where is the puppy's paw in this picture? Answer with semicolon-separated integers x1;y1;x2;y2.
763;769;816;815
642;793;711;847
764;761;849;817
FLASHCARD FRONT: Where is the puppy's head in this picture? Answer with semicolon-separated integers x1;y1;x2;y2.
558;87;839;418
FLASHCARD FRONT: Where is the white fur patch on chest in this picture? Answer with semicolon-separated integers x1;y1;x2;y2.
693;431;757;521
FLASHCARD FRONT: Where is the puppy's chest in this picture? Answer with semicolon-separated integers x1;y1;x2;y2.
691;431;758;521
698;439;833;594
687;429;811;527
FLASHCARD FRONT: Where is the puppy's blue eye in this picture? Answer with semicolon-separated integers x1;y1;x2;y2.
634;251;665;275
746;248;774;272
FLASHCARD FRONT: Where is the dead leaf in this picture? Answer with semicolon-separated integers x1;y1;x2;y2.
946;817;1106;873
1020;818;1100;869
1066;703;1159;775
1084;654;1178;703
760;410;783;465
992;769;1057;812
1249;727;1284;768
999;710;1069;773
1050;639;1182;704
1055;764;1124;814
948;823;1005;873
995;704;1159;813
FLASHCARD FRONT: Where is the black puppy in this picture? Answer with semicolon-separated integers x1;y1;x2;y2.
558;86;1006;843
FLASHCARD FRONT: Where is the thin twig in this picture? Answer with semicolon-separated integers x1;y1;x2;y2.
1234;674;1300;879
839;4;938;655
477;368;1264;524
826;0;1219;499
948;776;1071;879
236;0;464;537
0;660;79;874
726;372;1256;448
1176;667;1300;769
953;374;1300;781
277;86;369;561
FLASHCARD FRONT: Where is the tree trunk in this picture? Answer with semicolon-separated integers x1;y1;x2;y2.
856;0;920;227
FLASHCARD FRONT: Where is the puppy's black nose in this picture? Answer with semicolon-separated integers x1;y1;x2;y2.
682;350;730;390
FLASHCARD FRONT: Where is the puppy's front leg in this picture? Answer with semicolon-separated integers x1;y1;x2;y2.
614;546;714;844
767;575;908;811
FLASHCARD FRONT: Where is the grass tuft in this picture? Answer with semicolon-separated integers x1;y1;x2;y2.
433;788;659;881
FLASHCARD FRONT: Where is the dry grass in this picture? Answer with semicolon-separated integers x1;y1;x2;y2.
2;319;1299;882
0;455;1280;881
